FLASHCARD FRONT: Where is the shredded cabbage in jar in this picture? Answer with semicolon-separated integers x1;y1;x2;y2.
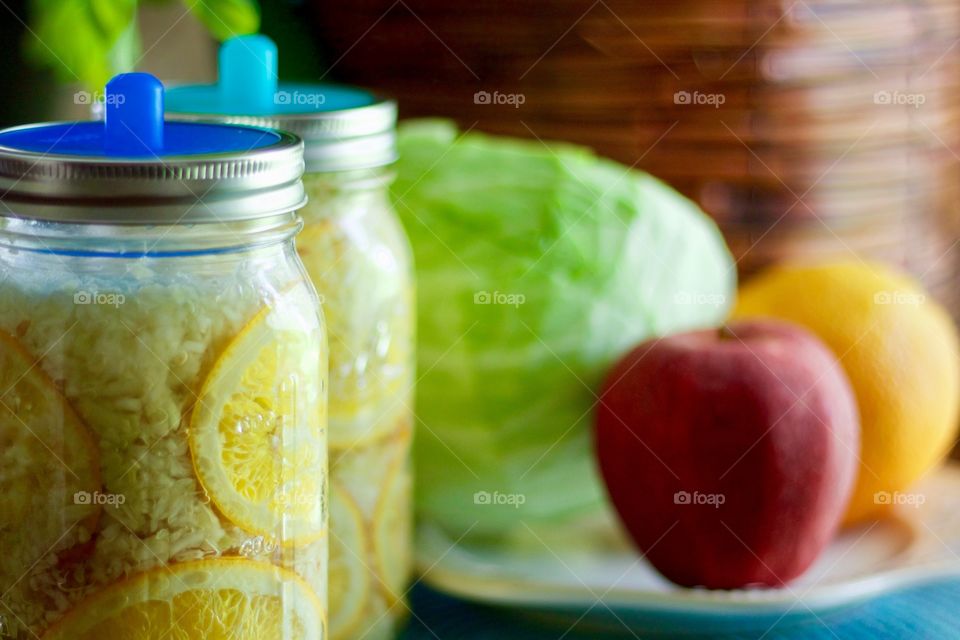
0;248;326;639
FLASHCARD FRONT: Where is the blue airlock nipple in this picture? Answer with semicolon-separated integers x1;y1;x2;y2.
0;72;284;158
219;35;279;114
163;35;377;117
104;73;164;156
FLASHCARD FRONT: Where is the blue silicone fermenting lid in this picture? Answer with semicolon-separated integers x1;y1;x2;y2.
165;35;397;172
165;35;377;116
0;73;284;158
0;72;306;224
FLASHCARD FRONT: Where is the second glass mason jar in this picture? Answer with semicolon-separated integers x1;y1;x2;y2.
167;36;415;640
0;74;327;639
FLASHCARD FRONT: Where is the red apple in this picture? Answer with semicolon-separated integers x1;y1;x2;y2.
595;319;860;589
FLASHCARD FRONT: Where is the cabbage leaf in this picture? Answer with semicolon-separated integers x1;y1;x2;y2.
392;121;735;537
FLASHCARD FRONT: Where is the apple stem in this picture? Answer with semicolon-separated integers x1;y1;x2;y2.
718;325;737;341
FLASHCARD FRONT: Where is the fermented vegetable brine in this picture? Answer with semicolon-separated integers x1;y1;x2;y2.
167;35;414;640
0;74;327;639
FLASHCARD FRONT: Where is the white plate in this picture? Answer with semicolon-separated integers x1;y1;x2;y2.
416;465;960;633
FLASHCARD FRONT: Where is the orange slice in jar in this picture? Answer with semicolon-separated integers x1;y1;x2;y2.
0;331;101;584
41;558;325;639
189;289;326;546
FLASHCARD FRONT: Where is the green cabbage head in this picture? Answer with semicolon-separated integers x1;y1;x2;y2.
392;121;735;537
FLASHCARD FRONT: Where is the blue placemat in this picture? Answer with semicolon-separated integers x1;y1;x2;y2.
398;579;960;639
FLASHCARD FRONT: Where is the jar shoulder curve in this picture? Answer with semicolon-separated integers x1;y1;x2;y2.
0;238;313;301
298;184;413;287
297;187;413;342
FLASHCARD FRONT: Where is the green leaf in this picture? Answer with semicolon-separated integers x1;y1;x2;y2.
106;17;142;83
26;0;137;90
185;0;260;41
91;0;137;37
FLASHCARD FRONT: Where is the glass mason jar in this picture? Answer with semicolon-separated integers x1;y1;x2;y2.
167;35;415;640
298;165;414;640
0;74;328;640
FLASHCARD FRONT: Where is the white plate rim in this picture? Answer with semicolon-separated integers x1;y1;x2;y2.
416;465;960;618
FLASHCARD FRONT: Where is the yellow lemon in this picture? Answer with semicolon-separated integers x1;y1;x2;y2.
297;218;414;451
329;482;371;640
329;395;411;452
189;292;326;545
41;558;324;639
331;425;411;518
372;456;413;605
734;261;960;523
0;331;101;579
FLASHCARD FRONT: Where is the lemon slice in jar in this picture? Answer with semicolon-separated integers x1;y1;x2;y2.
372;457;413;605
41;558;325;639
329;482;371;640
189;292;326;546
330;425;411;519
329;392;411;452
298;219;413;452
0;332;101;578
